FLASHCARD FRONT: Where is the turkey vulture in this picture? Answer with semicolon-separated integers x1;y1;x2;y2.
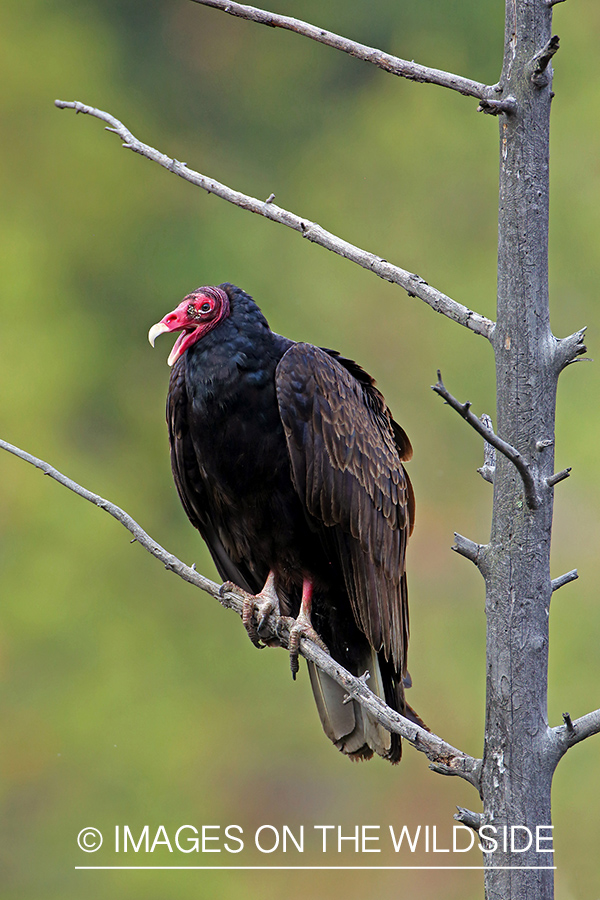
149;283;419;762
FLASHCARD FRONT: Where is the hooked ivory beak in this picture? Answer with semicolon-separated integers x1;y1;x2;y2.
148;321;171;347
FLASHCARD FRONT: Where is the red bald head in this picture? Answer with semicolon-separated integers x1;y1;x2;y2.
148;286;231;366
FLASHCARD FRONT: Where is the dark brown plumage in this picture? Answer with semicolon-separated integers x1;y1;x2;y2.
149;283;418;762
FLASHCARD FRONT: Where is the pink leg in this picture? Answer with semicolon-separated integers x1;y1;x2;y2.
287;577;329;679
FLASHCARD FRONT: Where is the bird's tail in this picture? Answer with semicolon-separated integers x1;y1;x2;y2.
308;648;420;763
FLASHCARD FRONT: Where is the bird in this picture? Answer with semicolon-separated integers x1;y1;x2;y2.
149;282;420;762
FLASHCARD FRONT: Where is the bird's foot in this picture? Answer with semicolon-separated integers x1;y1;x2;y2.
287;609;329;680
241;572;281;648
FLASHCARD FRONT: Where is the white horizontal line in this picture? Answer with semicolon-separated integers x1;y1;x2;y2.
75;866;557;871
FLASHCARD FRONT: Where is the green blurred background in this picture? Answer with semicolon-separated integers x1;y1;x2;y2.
1;1;598;897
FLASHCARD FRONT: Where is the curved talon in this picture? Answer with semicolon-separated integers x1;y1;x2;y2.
222;580;264;645
242;595;264;648
258;609;276;634
241;571;282;649
288;617;329;680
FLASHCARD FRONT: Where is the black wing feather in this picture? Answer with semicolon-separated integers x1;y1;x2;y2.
276;343;414;674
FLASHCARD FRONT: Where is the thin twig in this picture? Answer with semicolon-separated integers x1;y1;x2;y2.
0;438;222;598
562;712;575;734
54;100;495;341
0;437;482;788
190;0;494;100
550;569;578;592
546;467;571;487
432;371;540;509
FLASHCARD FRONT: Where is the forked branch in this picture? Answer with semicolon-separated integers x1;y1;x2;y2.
190;0;494;100
0;437;481;789
432;371;540;508
54;100;495;341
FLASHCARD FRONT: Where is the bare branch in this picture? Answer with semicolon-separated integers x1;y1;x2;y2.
432;371;541;509
452;533;489;576
0;437;481;788
530;35;560;86
454;806;484;832
477;97;517;116
477;413;496;483
297;642;481;788
551;569;578;592
554;327;588;371
190;0;493;100
54;99;495;341
546;467;571;487
452;533;481;562
562;711;575;733
477;465;495;484
0;438;222;599
551;708;600;760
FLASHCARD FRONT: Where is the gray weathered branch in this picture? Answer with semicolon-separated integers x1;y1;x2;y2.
452;533;489;577
432;371;541;508
454;806;484;832
546;466;571;487
530;35;560;86
554;327;588;371
477;413;496;483
54;99;495;341
551;569;578;592
477;96;518;116
190;0;495;100
0;437;481;789
551;708;600;760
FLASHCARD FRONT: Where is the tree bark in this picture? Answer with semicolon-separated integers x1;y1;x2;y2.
482;1;563;897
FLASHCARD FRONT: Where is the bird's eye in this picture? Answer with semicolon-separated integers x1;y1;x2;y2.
200;302;212;314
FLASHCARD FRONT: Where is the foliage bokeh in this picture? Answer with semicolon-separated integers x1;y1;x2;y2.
1;1;599;898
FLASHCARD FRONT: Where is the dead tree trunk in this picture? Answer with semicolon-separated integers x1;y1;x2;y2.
478;2;582;898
